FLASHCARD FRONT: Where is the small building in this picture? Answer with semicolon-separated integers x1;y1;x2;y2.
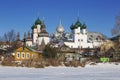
57;44;82;62
14;46;41;62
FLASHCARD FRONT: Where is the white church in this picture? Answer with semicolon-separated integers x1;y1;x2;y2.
64;18;105;49
24;18;50;47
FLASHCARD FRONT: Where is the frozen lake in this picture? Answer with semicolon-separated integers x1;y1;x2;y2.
0;63;120;80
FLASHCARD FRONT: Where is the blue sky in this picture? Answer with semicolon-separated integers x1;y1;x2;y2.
0;0;120;39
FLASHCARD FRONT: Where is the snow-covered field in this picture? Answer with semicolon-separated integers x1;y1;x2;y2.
0;63;120;80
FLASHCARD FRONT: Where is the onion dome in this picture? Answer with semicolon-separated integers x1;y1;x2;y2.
31;24;37;29
35;18;41;25
70;18;82;30
70;23;74;30
81;23;87;29
56;20;64;33
74;18;81;28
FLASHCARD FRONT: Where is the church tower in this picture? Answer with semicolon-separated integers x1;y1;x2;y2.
23;31;32;46
65;17;88;48
71;18;82;43
37;20;50;45
31;18;41;45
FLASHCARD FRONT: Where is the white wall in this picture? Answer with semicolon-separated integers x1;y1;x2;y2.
74;27;80;34
37;25;41;33
33;28;38;44
38;37;50;45
26;41;33;46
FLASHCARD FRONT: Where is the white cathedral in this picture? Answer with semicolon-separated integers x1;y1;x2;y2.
51;18;106;49
24;17;106;49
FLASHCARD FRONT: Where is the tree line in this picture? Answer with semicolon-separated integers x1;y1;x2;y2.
0;29;16;43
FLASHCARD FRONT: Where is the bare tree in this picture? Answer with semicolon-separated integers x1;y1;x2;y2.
0;36;3;42
111;13;120;36
3;30;16;42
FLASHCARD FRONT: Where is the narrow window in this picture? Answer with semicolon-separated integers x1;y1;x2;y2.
22;52;25;59
17;52;20;59
26;53;30;59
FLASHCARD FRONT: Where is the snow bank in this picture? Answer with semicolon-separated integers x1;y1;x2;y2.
0;63;120;80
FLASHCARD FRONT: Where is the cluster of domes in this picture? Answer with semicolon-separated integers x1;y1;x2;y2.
70;18;87;30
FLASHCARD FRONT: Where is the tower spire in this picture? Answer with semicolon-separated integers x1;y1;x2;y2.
28;31;31;38
24;32;26;39
37;11;40;18
42;16;45;25
17;32;20;41
42;16;45;21
77;11;80;21
59;19;62;26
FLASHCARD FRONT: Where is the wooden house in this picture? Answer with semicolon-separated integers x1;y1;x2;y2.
14;46;41;61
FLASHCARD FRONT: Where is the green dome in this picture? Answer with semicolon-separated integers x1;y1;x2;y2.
74;19;81;28
35;18;41;25
70;24;74;30
81;23;87;29
70;19;82;30
31;24;37;29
